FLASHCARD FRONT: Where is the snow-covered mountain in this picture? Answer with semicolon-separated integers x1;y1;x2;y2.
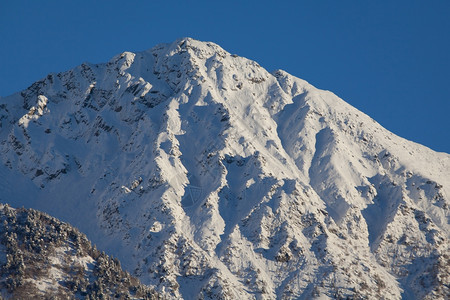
0;38;448;299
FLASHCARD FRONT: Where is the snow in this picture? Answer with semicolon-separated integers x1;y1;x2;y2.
0;37;448;299
26;245;94;295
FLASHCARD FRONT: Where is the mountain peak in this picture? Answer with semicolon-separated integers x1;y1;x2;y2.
162;37;228;58
0;39;448;299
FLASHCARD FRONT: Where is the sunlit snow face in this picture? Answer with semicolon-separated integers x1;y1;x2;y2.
0;38;448;300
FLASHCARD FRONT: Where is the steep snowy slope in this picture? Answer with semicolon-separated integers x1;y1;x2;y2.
0;38;448;299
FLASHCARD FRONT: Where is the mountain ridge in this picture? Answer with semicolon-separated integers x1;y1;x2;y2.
0;37;448;299
0;203;159;299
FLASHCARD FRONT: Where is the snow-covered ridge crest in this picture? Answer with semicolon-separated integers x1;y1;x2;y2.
0;38;448;299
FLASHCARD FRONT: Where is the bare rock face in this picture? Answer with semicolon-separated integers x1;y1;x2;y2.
0;38;448;299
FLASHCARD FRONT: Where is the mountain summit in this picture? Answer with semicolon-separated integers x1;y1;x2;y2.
0;38;449;299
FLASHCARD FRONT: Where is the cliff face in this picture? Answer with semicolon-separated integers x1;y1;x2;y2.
0;38;448;299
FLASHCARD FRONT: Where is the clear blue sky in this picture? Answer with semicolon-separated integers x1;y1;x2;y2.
1;1;449;153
